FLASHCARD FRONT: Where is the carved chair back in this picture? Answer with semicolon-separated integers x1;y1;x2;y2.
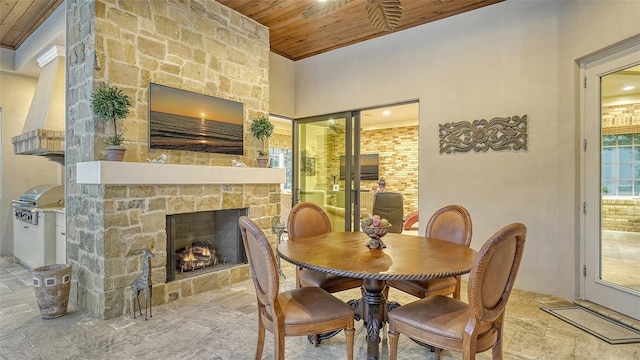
287;202;332;239
426;204;472;247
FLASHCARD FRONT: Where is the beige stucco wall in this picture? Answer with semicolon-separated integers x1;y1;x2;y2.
0;4;66;256
0;72;62;255
269;52;295;118
285;1;640;302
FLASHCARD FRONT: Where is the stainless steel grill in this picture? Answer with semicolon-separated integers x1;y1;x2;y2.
12;184;64;225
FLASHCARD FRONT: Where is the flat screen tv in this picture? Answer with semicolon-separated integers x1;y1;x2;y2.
340;154;379;180
149;83;244;155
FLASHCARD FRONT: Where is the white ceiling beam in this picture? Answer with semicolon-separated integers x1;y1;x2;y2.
14;3;65;76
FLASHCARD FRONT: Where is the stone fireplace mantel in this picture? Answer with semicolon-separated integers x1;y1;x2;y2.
76;161;285;185
74;161;284;318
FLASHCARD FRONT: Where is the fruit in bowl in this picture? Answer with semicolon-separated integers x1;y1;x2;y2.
361;215;391;231
361;215;392;249
362;215;389;227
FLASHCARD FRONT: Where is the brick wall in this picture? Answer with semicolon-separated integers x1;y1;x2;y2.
317;125;419;215
601;198;640;232
602;103;640;133
361;126;419;214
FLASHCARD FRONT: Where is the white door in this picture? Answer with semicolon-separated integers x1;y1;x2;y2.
583;43;640;320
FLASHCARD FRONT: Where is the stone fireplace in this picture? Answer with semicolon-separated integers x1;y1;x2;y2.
65;0;272;320
166;208;248;282
73;162;285;319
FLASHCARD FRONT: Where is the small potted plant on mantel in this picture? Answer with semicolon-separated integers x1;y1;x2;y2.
249;115;274;168
91;83;132;161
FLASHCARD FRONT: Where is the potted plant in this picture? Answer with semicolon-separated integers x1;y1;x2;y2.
91;83;132;161
249;115;274;168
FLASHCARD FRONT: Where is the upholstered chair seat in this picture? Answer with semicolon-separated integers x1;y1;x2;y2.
272;287;355;327
387;296;497;350
298;271;364;293
388;277;457;299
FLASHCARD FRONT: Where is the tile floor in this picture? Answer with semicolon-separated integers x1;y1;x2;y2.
1;255;640;359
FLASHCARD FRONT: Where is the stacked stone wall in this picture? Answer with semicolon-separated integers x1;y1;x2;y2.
66;0;273;319
92;0;269;164
103;183;278;318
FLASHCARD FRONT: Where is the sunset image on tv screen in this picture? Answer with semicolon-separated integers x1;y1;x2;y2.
149;83;244;155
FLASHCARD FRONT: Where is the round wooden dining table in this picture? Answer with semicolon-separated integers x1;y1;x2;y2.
277;231;478;360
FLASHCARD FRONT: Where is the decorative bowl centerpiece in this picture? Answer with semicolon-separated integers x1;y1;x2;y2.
361;224;391;239
361;215;392;249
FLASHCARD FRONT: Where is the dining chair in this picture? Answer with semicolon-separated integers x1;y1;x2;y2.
238;216;355;360
386;204;472;300
287;202;363;293
387;222;527;360
371;192;404;233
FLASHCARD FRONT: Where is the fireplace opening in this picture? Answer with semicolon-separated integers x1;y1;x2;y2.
166;208;248;282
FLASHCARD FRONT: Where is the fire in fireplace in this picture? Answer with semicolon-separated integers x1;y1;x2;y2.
177;243;217;273
166;208;248;282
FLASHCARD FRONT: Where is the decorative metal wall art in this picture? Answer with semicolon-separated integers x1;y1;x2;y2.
439;115;528;154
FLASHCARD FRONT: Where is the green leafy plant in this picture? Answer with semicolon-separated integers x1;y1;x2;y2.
249;115;274;157
91;83;132;146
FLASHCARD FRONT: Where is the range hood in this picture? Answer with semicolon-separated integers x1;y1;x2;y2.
11;45;65;164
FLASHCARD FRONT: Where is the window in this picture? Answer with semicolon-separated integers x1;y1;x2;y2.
269;148;292;192
601;133;640;196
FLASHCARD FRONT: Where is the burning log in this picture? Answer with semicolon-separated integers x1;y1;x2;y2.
176;244;216;273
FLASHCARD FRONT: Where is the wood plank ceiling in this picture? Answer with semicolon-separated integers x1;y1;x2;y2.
0;0;63;50
1;0;503;61
216;0;504;60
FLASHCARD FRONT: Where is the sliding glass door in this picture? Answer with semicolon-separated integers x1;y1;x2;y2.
293;112;362;231
291;102;420;232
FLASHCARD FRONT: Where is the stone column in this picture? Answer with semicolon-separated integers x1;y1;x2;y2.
66;0;104;316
